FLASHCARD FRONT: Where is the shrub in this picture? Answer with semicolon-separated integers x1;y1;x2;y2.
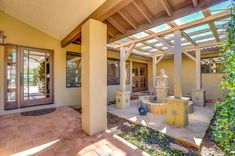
211;6;235;155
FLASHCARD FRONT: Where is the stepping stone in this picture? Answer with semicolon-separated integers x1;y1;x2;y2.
170;143;189;153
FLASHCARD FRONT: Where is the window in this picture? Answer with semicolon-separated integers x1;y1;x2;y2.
66;52;81;87
201;57;223;73
107;58;130;85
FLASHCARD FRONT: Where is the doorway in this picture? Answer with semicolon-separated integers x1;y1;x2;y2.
132;62;148;92
4;45;53;110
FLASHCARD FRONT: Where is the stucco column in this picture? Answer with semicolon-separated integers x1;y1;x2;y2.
81;19;107;135
173;30;182;98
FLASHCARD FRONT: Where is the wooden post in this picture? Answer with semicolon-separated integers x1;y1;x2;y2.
195;48;201;90
120;47;126;91
173;30;182;98
152;55;157;90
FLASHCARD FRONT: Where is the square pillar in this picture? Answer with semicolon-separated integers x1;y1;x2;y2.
173;30;182;98
167;97;189;127
81;19;107;135
192;48;205;107
152;56;157;94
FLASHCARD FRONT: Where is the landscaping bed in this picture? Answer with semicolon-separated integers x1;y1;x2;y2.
107;113;199;156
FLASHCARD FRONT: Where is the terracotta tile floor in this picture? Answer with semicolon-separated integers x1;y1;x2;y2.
0;107;148;156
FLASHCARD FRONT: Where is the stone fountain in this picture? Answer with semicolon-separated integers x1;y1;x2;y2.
139;68;169;115
155;68;168;102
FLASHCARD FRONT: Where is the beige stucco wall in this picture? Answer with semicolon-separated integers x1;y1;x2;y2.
0;11;152;115
157;56;225;100
0;11;82;115
202;73;225;100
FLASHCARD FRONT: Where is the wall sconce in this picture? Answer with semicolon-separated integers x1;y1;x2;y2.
0;31;6;45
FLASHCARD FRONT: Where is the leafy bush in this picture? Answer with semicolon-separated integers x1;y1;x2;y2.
211;7;235;155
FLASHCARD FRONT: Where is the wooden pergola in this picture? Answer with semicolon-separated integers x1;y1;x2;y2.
61;0;228;47
60;0;232;134
109;8;231;99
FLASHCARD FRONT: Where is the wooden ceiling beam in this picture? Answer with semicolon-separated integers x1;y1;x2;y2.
114;10;231;48
160;0;173;16
61;0;134;47
110;0;227;43
202;9;220;42
107;17;126;34
192;0;199;7
118;11;138;30
132;1;153;24
108;31;116;38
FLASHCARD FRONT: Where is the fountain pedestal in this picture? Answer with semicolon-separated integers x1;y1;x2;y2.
166;96;189;128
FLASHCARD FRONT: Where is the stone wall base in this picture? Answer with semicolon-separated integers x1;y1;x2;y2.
116;91;131;109
192;89;205;107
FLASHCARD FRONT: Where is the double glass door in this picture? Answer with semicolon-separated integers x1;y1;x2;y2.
4;45;53;110
132;62;148;92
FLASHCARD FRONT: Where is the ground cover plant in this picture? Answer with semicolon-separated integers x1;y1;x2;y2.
210;6;235;155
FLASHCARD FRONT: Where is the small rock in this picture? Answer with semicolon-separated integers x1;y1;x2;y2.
170;143;189;153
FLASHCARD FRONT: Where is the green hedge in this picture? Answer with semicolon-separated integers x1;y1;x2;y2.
210;7;235;155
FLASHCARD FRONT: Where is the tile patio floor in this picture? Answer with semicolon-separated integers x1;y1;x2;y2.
0;107;148;156
108;99;215;148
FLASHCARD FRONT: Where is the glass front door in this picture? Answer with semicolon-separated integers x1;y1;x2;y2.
4;45;53;110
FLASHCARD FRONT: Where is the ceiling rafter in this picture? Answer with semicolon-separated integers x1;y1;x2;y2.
202;9;220;42
132;1;153;24
160;0;173;16
118;11;138;30
107;17;126;34
61;0;134;47
109;0;226;43
113;10;231;48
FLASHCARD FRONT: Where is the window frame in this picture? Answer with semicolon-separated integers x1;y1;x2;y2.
66;51;81;88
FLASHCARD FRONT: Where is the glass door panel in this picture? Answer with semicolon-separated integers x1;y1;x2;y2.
20;48;53;107
5;45;18;109
4;45;53;110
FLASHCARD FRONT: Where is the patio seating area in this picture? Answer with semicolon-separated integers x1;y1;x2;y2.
108;99;215;148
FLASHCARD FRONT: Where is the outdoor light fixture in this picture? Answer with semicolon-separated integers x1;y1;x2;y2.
0;31;6;45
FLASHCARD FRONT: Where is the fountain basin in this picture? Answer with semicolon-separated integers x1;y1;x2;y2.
139;95;193;115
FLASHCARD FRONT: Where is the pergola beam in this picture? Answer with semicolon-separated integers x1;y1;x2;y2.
202;9;220;42
114;10;231;48
110;0;226;43
160;0;173;16
167;21;197;47
182;32;197;46
155;37;174;52
183;51;196;62
61;0;134;47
